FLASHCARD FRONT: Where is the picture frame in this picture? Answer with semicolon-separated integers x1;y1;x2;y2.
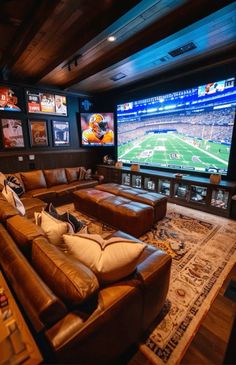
1;118;25;148
28;119;48;147
52;120;70;146
0;85;24;112
26;90;67;116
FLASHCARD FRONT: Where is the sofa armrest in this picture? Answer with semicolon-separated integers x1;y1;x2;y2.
0;224;67;331
91;173;104;184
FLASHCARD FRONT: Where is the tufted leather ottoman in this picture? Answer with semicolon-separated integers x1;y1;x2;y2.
95;183;167;222
73;188;154;237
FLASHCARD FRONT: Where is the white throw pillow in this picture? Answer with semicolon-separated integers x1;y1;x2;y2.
2;184;25;216
63;233;146;283
40;211;71;251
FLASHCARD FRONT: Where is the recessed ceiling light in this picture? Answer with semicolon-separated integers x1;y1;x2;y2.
107;36;116;42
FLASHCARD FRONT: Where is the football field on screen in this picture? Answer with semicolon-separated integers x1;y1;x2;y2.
118;133;229;171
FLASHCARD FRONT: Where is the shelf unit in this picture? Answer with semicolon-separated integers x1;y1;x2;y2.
96;165;236;218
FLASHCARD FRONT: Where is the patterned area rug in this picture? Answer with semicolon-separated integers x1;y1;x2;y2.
57;203;236;365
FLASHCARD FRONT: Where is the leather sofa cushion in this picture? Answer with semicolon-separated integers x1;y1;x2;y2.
65;167;81;183
0;192;19;222
7;215;45;252
20;170;47;191
43;168;68;187
0;224;67;330
32;236;99;307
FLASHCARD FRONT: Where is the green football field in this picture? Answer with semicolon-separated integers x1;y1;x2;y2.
118;133;229;171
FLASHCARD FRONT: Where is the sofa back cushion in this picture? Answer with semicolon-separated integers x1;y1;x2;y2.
7;215;45;254
0;192;19;222
65;167;82;183
43;168;68;187
32;236;99;307
0;224;67;330
20;170;47;191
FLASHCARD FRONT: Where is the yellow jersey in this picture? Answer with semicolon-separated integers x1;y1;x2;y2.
82;129;114;144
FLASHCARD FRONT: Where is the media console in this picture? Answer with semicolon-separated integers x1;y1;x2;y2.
96;165;236;218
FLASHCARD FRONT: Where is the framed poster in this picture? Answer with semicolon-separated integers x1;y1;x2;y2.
1;119;25;148
29;119;48;147
26;90;67;116
52;120;70;146
0;85;24;112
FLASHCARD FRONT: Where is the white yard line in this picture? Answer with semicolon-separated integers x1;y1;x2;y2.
175;136;228;165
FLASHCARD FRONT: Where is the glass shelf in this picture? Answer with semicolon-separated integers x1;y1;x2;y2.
131;174;142;188
144;177;156;191
190;185;207;204
211;188;229;209
122;173;131;186
174;182;190;200
158;179;171;196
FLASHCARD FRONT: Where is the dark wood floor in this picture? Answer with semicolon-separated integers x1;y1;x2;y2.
128;264;236;365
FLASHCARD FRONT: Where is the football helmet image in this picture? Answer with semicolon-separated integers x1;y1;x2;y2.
89;113;108;138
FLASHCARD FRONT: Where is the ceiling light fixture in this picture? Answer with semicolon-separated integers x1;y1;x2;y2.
107;35;116;42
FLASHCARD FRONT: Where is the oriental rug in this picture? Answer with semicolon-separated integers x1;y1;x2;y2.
57;203;236;365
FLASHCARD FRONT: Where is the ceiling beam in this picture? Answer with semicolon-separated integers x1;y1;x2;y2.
62;0;235;88
0;0;59;72
31;0;141;83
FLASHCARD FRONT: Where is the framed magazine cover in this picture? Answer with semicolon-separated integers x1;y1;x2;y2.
1;118;25;148
28;119;48;147
26;90;67;116
52;120;70;146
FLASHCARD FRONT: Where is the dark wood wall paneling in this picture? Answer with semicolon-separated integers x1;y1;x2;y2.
0;86;114;173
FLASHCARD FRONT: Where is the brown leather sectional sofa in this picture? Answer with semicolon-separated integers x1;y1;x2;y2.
3;166;103;203
0;196;172;364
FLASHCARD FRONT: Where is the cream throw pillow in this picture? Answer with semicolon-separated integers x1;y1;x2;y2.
2;184;25;216
40;211;70;251
63;233;146;283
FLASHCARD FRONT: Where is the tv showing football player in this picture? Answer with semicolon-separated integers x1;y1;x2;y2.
80;113;114;146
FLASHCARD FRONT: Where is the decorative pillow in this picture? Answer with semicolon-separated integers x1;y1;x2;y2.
6;175;25;197
85;169;92;180
78;167;87;180
63;233;146;283
45;203;84;233
2;183;25;216
38;211;70;251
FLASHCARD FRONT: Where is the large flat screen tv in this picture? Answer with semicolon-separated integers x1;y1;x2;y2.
80;112;115;146
117;78;236;175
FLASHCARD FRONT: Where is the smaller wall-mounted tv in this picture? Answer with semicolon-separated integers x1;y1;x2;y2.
80;112;115;146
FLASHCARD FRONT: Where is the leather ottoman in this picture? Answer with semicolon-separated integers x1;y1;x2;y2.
73;189;154;237
95;183;167;222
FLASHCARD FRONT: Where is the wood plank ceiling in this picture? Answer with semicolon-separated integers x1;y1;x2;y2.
0;0;235;96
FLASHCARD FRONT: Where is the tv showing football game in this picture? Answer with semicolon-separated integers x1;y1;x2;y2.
80;112;115;146
117;78;236;175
